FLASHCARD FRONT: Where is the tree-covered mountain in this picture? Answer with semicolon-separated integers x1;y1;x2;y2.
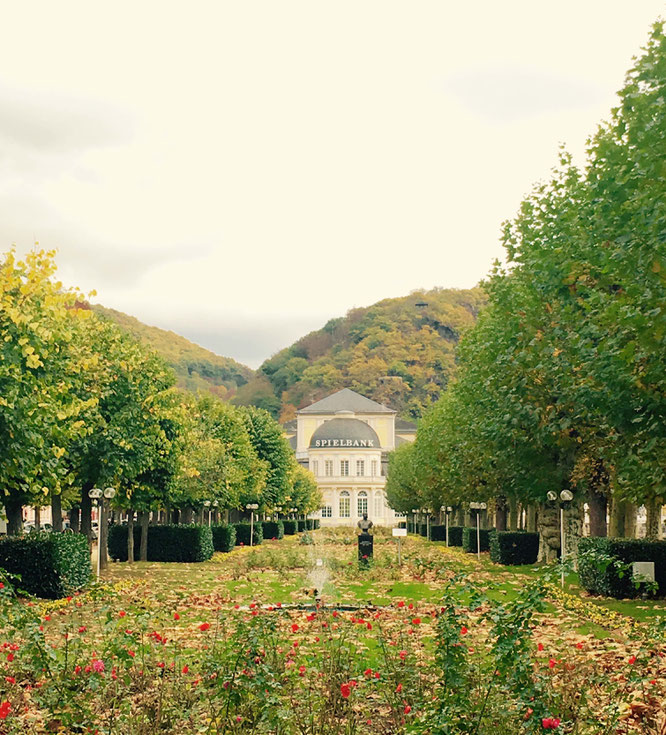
91;305;253;398
232;288;486;421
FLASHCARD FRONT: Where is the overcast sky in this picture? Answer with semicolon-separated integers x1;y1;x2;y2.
2;2;664;368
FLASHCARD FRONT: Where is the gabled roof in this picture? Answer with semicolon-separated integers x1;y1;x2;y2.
298;388;395;415
395;418;417;432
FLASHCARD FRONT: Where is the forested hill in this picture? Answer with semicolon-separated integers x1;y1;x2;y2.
232;288;486;421
92;305;254;398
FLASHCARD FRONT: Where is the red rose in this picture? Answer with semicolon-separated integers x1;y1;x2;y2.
340;683;351;698
199;623;211;632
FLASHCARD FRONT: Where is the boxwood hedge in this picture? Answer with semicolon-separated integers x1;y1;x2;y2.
261;520;284;540
578;537;666;598
234;522;263;546
0;532;91;599
212;524;236;552
489;530;540;565
283;520;297;535
108;525;213;562
297;520;307;532
462;527;491;554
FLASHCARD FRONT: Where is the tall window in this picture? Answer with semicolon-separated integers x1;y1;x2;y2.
321;506;332;518
357;491;368;516
356;459;365;476
311;460;318;476
325;460;333;477
371;460;378;476
340;460;349;476
339;491;351;518
374;494;382;518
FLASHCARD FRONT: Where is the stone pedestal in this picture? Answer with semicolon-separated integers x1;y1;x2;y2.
358;533;373;562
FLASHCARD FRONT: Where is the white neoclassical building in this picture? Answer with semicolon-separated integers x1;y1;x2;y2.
284;389;416;527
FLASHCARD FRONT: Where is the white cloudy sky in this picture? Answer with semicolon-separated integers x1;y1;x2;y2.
2;1;664;368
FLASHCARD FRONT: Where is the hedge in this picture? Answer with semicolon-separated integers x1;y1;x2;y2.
297;520;307;532
283;520;297;535
262;520;284;540
0;532;91;599
108;525;214;562
489;531;539;565
212;524;236;552
418;523;428;537
462;527;491;554
578;537;666;599
234;522;263;546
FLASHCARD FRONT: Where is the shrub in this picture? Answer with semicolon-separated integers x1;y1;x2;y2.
578;537;666;598
0;532;91;599
447;526;464;546
234;522;263;546
283;520;297;535
313;519;321;530
261;520;284;540
489;530;540;565
212;524;236;552
430;524;447;542
418;523;428;537
297;519;307;532
108;525;214;562
462;527;491;554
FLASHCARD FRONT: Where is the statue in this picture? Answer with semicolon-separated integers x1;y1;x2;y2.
357;512;373;534
357;513;374;563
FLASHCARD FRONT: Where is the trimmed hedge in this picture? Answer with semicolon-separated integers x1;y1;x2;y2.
0;532;91;599
429;524;446;542
283;520;297;535
489;531;539;565
578;537;666;598
212;524;236;552
108;525;214;562
262;520;284;540
234;522;263;546
446;526;464;546
297;520;307;532
418;523;428;537
462;527;491;554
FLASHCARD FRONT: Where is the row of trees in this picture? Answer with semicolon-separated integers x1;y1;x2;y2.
0;249;320;542
386;22;666;557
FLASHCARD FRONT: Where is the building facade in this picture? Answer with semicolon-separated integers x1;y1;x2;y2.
284;389;416;527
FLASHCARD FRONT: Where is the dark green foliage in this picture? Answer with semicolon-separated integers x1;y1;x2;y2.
0;532;91;599
462;527;490;554
108;525;213;562
418;523;427;537
447;526;464;546
211;524;236;552
297;520;307;532
282;520;297;535
578;537;666;598
429;524;448;542
489;531;539;565
262;520;284;540
234;522;263;546
313;519;320;530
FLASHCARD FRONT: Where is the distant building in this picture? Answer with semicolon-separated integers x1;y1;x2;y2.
283;388;416;526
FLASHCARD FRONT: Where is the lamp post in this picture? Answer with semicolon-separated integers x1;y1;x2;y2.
548;489;574;588
88;487;116;578
411;508;419;535
246;504;259;546
424;508;432;541
442;506;453;547
469;502;487;562
212;500;219;525
203;500;211;526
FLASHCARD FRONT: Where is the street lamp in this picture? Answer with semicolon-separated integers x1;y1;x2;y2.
441;506;453;547
246;503;259;546
203;500;211;526
547;489;574;588
411;508;419;534
469;502;487;561
423;507;432;541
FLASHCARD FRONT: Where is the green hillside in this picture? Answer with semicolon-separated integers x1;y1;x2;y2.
232;288;486;421
92;305;254;398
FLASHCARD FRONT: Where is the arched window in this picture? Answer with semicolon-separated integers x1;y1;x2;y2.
339;491;351;518
357;491;368;517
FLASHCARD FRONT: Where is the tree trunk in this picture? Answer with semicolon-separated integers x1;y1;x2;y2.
127;512;135;563
34;506;41;531
587;488;608;537
608;497;626;538
5;497;24;536
508;497;518;532
139;511;149;562
172;508;180;524
624;503;637;539
495;496;507;531
645;499;662;539
526;505;537;532
51;494;63;533
181;507;193;524
80;483;93;543
68;507;80;533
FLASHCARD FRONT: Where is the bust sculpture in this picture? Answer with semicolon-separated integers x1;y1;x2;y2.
357;512;373;534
